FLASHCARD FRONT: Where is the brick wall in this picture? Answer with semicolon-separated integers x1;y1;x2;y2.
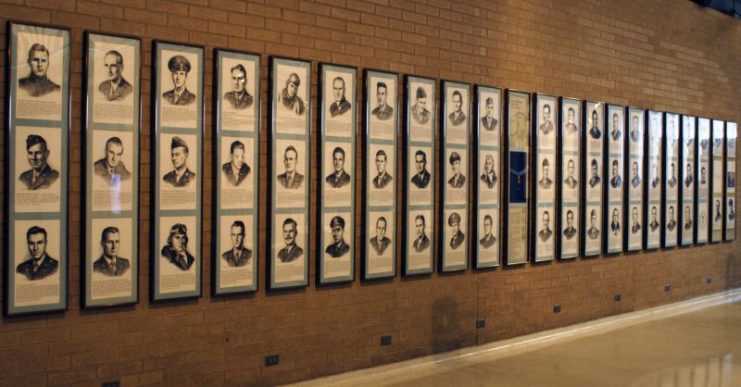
1;0;740;385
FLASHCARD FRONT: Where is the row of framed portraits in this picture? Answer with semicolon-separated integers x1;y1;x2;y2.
3;22;737;316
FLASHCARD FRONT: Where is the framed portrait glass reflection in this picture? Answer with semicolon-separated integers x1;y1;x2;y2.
403;75;436;275
626;108;644;252
582;101;604;257
605;104;625;254
710;119;725;243
213;49;260;295
696;117;711;244
83;32;141;308
680;115;696;247
533;94;557;262
151;41;204;301
559;97;581;259
440;80;471;272
318;63;357;284
474;86;502;268
503;90;530;265
4;22;71;316
268;57;311;289
645;110;663;250
725;121;737;241
663;112;680;248
363;70;398;280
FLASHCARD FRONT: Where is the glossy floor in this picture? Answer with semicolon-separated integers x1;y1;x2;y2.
300;292;741;386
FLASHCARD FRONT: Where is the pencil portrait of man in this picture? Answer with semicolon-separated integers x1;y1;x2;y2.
98;50;132;101
162;55;196;105
222;140;251;187
223;64;253;109
19;134;60;190
93;136;132;186
19;43;60;97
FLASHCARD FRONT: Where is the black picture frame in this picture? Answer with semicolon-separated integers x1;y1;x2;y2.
266;56;312;290
582;100;605;257
474;85;503;268
317;62;357;285
625;107;645;252
362;69;398;280
4;21;71;316
662;112;680;248
644;110;664;250
558;97;582;259
710;119;725;243
503;90;531;265
212;48;261;296
439;80;472;272
679;115;696;247
695;117;711;244
605;104;626;255
532;93;558;262
82;31;141;308
150;40;204;302
403;75;437;276
725;121;737;241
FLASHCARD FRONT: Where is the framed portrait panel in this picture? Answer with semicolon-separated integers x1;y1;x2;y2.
680;115;696;246
440;80;471;272
403;75;436;275
83;32;141;308
559;97;582;259
582;101;604;257
725;122;737;241
363;70;398;280
268;57;311;289
474;86;502;268
645;110;664;250
663;112;680;248
710;119;725;243
212;49;260;295
151;41;203;301
533;94;557;262
317;63;357;284
4;22;70;316
626;108;645;252
696;117;711;244
605;104;625;254
503;90;531;265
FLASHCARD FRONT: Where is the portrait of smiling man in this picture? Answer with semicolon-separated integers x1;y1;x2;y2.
19;134;60;190
98;50;132;102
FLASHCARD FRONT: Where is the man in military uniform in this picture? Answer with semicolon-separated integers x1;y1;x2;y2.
588;109;601;139
411;87;430;125
223;64;253;109
411;150;431;189
588;159;601;188
278;218;303;263
222;140;251;187
98;50;133;101
325;147;351;189
564;107;578;134
18;43;60;97
631;207;642;234
281;72;305;115
539;104;554;136
684;206;693;230
667;206;677;231
370;216;391;255
222;221;252;267
538;211;553;242
448;90;466;127
277;145;304;189
564;159;577;189
684;163;693;188
631;161;641;188
729;199;736;221
161;223;195;271
19;134;60;190
372;150;393;189
714;200;722;222
448;152;466;188
371;82;393;120
162;55;196;105
480;154;497;189
412;215;430;253
587;210;601;240
538;158;553;189
651;163;661;189
163;136;195;187
667;163;678;188
93;137;132;186
610;112;622;141
93;226;130;277
649;206;660;232
325;216;350;258
479;215;497;249
630;115;641;142
563;210;577;240
480;97;498;131
609;159;622;189
329;77;351;117
16;226;59;281
448;212;465;250
610;208;621;236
